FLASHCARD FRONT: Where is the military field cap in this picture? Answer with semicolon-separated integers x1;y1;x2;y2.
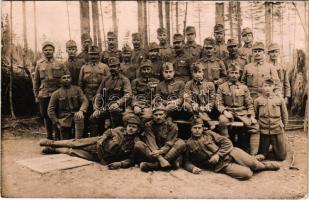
42;41;55;50
252;42;265;50
227;38;238;47
123;113;142;127
173;33;184;42
228;62;240;72
88;45;100;54
148;42;160;51
190;116;204;126
108;57;120;66
190;62;204;71
162;62;174;71
122;44;132;53
242;27;253;36
132;32;142;40
157;27;167;35
141;59;152;68
214;24;225;33
66;40;77;48
107;31;117;39
152;104;166;113
264;76;275;85
81;33;92;41
185;26;196;34
203;37;216;47
268;43;280;52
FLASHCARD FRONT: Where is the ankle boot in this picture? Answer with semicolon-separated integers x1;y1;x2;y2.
262;161;280;171
39;139;54;146
41;147;56;154
140;162;160;172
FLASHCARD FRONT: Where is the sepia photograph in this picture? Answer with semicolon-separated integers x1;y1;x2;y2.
1;0;308;198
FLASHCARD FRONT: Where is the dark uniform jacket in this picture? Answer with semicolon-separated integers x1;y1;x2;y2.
150;58;164;80
214;41;229;60
159;43;173;62
65;57;84;85
170;51;192;82
272;61;291;98
184;130;233;172
224;54;248;77
131;48;147;65
120;62;139;82
77;50;89;64
239;43;253;63
33;58;70;99
100;49;122;64
184;41;202;61
131;77;159;107
198;56;227;84
155;79;185;105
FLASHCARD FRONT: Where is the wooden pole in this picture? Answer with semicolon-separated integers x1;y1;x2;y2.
176;2;179;33
183;2;188;37
158;0;163;28
9;1;16;119
215;3;225;27
171;2;174;38
80;0;90;44
165;1;171;44
236;2;242;46
99;1;107;50
91;1;98;46
111;0;118;35
66;1;72;40
138;0;143;33
228;1;234;38
265;2;272;47
33;1;38;60
143;0;148;47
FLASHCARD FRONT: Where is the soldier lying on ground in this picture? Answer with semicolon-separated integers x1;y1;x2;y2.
39;114;142;170
184;117;280;180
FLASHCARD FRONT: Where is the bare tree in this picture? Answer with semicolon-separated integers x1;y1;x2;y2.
9;1;16;119
79;0;90;44
158;0;163;28
215;3;225;26
22;1;28;69
165;1;171;44
265;2;273;47
111;0;118;35
176;2;179;33
143;0;148;47
236;2;242;46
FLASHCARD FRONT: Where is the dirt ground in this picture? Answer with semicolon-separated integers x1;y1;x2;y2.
1;128;308;198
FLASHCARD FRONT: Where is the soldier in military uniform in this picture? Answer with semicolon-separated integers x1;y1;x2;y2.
92;57;132;129
78;45;110;137
198;37;227;88
39;114;142;170
156;27;173;61
184;26;202;61
134;105;186;172
131;32;147;66
183;62;216;127
48;74;88;140
254;78;288;161
239;27;254;63
33;41;70;140
64;40;84;85
100;32;122;64
224;38;248;78
77;33;92;64
213;24;229;60
131;59;160;122
120;44;139;82
148;42;164;80
240;42;281;100
170;33;192;82
184;117;280;180
267;43;291;103
216;63;260;155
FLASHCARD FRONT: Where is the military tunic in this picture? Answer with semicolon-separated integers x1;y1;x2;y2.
131;77;159;108
183;41;202;62
239;43;253;63
224;54;248;77
169;51;192;82
64;57;84;85
272;61;291;98
155;79;185;105
158;43;173;62
120;62;139;82
214;41;229;60
131;48;147;65
101;49;122;65
198;57;227;84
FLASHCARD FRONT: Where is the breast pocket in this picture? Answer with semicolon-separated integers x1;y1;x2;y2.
246;73;254;86
222;90;233;106
211;67;220;80
234;90;245;106
270;102;282;117
39;69;46;80
58;97;67;111
52;68;64;78
70;95;80;110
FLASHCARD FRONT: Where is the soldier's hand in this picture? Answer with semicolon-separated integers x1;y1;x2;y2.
250;116;257;124
92;110;101;119
192;167;202;174
192;103;199;112
209;153;220;164
109;102;119;111
74;111;84;120
134;106;142;114
108;162;122;170
150;149;163;158
223;110;233;119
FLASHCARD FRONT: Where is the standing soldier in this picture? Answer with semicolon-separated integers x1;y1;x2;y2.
241;42;281;100
131;32;147;66
64;40;84;85
131;59;159;122
134;105;187;172
148;42;163;80
92;57;132;129
224;38;248;77
170;33;192;82
33;41;70;140
77;33;92;64
78;45;109;136
239;27;254;63
267;43;291;103
156;27;173;61
216;63;260;155
101;31;122;64
184;26;202;62
199;37;227;88
48;74;88;140
213;24;228;60
120;44;138;82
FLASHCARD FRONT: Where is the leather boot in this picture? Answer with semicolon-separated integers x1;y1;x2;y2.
140;162;160;172
41;147;56;154
262;161;280;171
75;118;85;139
39;139;54;146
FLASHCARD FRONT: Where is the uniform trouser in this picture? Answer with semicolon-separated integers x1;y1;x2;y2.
218;115;260;155
39;97;54;140
259;133;287;161
221;147;267;180
85;102;105;137
58;117;85;140
134;139;186;164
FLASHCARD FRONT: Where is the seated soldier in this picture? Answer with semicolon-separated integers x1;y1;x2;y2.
131;59;160;122
39;114;142;170
154;62;186;120
48;74;89;140
134;105;186;172
183;62;216;128
184;117;280;180
254;78;288;161
120;44;138;82
92;57;132;129
216;63;260;155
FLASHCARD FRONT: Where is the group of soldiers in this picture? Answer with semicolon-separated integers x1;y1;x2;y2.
36;23;289;180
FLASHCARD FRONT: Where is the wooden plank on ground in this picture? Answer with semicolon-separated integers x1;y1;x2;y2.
17;154;93;174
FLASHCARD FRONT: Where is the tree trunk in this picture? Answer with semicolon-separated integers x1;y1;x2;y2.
215;3;225;26
22;1;28;69
228;1;234;38
138;0;143;34
176;2;179;33
92;0;101;49
165;1;171;44
183;2;188;36
158;0;163;28
66;1;72;40
33;1;38;60
265;2;272;47
143;0;148;47
236;2;242;46
9;1;16;119
111;0;118;35
198;2;202;44
80;0;90;44
99;1;106;49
